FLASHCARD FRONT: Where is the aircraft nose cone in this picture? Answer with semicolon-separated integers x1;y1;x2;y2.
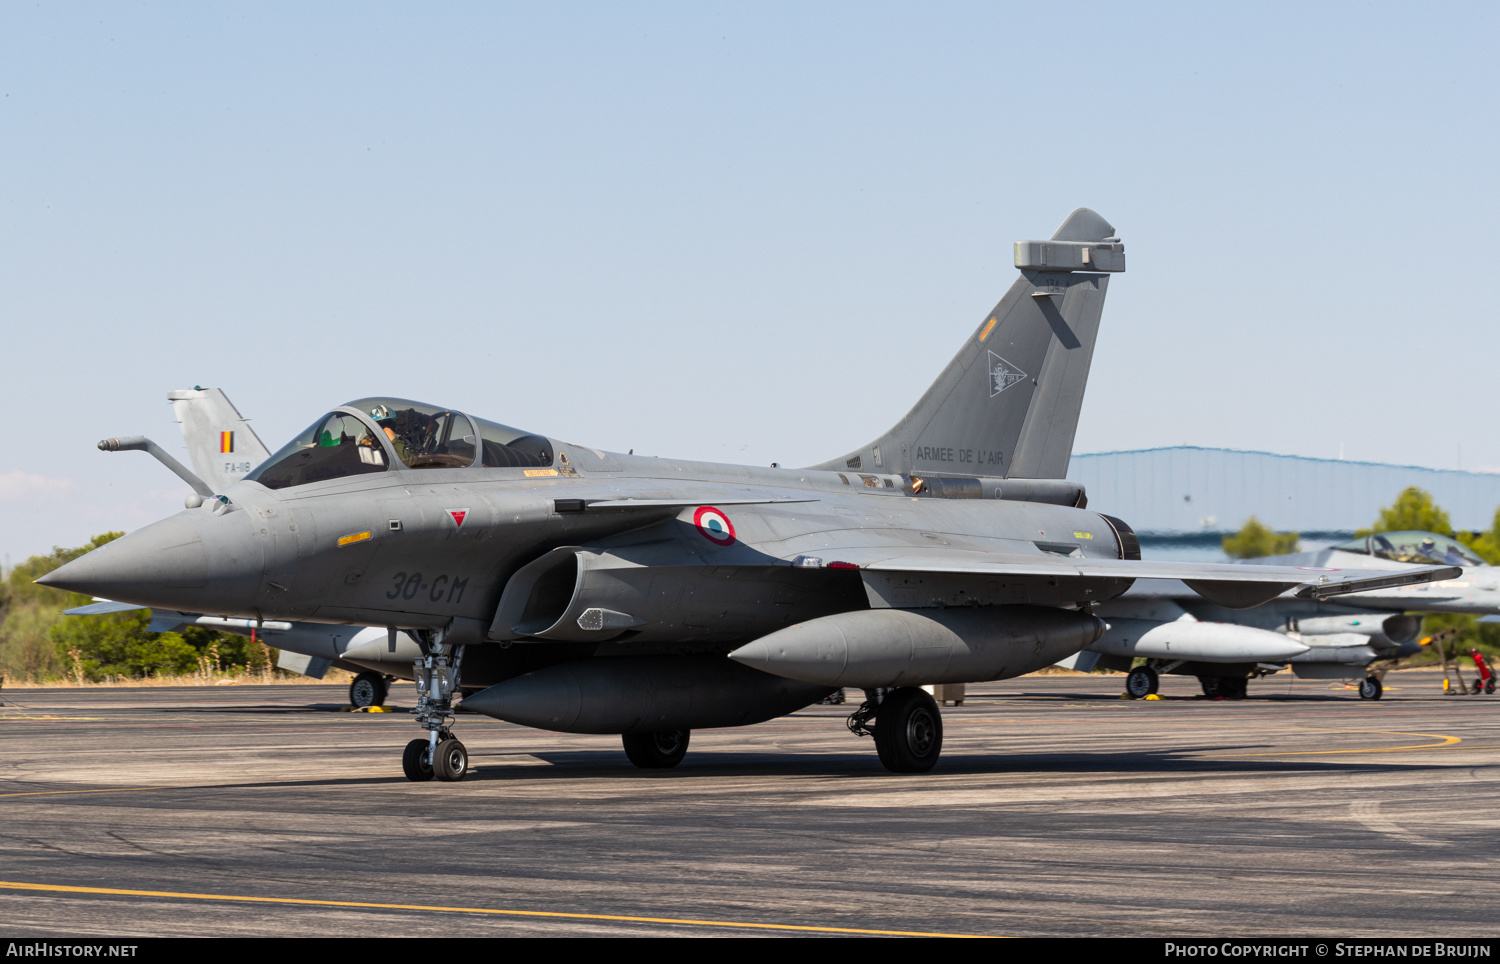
40;514;206;597
38;509;261;612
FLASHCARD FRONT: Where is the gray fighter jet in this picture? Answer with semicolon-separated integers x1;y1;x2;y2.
1080;531;1496;700
39;209;1457;781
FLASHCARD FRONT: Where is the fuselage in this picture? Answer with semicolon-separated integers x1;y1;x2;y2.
47;401;1132;690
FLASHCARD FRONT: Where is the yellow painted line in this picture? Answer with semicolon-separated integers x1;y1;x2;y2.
1206;730;1461;758
338;530;373;548
0;715;103;721
0;880;994;937
978;317;997;342
0;787;172;799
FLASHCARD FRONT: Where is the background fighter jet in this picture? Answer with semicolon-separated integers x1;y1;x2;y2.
1077;530;1499;700
167;387;272;493
40;209;1456;782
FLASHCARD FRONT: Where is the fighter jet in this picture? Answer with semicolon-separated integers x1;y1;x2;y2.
39;209;1457;781
1079;530;1496;700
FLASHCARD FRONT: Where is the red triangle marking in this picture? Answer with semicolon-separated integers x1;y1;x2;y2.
449;510;468;528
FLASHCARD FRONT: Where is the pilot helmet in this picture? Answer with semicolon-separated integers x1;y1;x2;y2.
369;403;393;421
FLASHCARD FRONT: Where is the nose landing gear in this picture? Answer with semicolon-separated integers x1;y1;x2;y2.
402;630;468;782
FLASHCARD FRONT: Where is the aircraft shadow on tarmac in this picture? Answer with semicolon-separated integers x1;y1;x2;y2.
113;749;1473;798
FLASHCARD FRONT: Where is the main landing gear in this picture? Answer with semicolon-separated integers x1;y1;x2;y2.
1200;676;1247;700
1359;676;1384;701
622;730;691;768
1125;666;1159;699
400;630;468;782
848;686;944;773
350;672;390;709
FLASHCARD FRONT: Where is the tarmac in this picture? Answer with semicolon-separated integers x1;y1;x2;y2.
2;667;1499;938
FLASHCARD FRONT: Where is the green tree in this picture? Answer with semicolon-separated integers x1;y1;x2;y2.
1457;504;1500;566
0;532;255;682
1222;517;1300;559
1364;487;1452;536
0;532;122;681
48;609;198;680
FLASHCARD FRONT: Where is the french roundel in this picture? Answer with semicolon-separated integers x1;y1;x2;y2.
693;506;736;546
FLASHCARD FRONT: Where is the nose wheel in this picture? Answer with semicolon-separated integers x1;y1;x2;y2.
402;738;434;782
434;739;469;780
400;631;470;782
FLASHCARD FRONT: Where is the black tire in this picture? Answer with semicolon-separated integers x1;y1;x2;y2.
402;738;434;782
622;730;690;769
873;687;943;773
433;739;469;782
1125;666;1159;699
350;672;388;708
1199;676;1223;698
1488;679;1496;695
1359;677;1383;701
1224;677;1248;700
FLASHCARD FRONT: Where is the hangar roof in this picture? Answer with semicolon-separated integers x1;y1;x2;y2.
1068;446;1500;536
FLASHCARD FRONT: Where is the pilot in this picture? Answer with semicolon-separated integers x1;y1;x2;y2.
369;404;414;464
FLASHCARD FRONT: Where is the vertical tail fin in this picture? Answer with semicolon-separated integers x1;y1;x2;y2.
811;208;1123;480
166;387;272;493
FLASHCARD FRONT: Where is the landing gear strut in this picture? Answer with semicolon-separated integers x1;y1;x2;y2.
402;630;468;782
848;686;944;773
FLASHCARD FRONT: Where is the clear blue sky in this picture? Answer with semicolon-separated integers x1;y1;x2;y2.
3;2;1497;561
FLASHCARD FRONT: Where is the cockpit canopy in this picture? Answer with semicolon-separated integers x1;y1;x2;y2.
1335;530;1484;568
244;397;553;491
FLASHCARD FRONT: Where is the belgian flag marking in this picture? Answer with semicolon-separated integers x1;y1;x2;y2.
219;431;234;454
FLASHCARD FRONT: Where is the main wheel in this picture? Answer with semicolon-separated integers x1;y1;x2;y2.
873;687;943;773
1126;666;1159;699
1359;677;1383;701
402;738;434;782
1223;677;1248;700
433;739;469;782
1199;676;1223;698
622;730;690;769
350;672;389;708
